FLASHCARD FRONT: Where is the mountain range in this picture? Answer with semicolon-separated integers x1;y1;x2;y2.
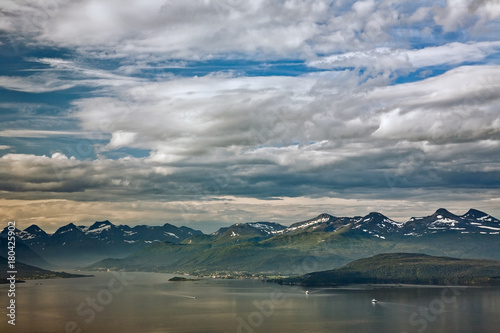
2;208;500;273
86;208;500;275
1;221;202;266
276;208;500;237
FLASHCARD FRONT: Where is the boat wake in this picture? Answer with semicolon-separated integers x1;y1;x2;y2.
374;301;418;309
161;292;196;299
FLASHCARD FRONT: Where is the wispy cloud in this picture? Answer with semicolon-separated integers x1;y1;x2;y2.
308;41;500;71
0;130;91;138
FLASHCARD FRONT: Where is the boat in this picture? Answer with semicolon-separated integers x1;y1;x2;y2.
371;299;378;303
305;291;309;295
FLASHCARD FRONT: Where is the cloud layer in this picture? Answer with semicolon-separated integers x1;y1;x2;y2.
1;0;500;229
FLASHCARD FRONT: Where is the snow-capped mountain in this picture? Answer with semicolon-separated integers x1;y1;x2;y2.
210;222;287;244
282;213;356;233
86;209;500;275
18;224;48;241
279;212;403;237
276;209;500;239
247;222;287;234
402;208;500;236
4;220;203;266
16;220;202;246
3;208;499;267
352;212;404;239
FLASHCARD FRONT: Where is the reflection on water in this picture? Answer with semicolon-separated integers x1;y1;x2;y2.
1;272;500;333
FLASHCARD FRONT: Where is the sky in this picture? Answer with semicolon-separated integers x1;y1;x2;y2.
0;0;500;233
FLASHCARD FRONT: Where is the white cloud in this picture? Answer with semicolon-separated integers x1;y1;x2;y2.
0;57;143;93
0;74;77;93
478;0;500;21
1;0;498;63
74;73;321;161
407;41;500;67
368;65;500;142
21;0;331;58
106;131;137;150
0;65;496;204
434;0;473;31
434;0;500;32
308;41;500;71
0;0;430;60
64;64;500;178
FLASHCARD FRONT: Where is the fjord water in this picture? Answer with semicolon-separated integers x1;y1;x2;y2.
2;272;500;333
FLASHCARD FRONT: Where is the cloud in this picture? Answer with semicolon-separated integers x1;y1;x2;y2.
0;56;144;93
71;65;500;160
0;0;327;59
73;73;322;161
105;131;137;150
0;130;91;138
2;194;500;234
1;0;470;61
0;74;78;93
434;0;500;32
366;65;500;142
308;41;500;71
0;65;498;206
1;0;500;229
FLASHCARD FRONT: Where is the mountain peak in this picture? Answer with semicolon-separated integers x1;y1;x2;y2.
23;225;48;238
88;220;114;231
433;208;455;216
287;213;335;230
1;226;21;236
464;208;488;218
365;212;387;218
355;212;403;236
25;224;45;233
54;223;81;235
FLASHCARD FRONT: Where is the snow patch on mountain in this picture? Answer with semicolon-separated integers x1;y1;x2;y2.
477;215;496;223
286;215;331;232
86;225;112;234
431;218;458;227
477;225;500;231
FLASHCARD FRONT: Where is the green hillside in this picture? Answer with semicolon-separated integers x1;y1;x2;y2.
293;253;500;286
85;225;500;276
0;256;90;283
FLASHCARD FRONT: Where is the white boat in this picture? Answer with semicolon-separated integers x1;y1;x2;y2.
371;298;378;303
305;291;309;295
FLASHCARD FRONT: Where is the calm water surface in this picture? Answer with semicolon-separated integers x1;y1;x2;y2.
2;271;500;333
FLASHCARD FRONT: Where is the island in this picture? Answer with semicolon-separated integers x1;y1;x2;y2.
168;276;201;282
277;253;500;287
